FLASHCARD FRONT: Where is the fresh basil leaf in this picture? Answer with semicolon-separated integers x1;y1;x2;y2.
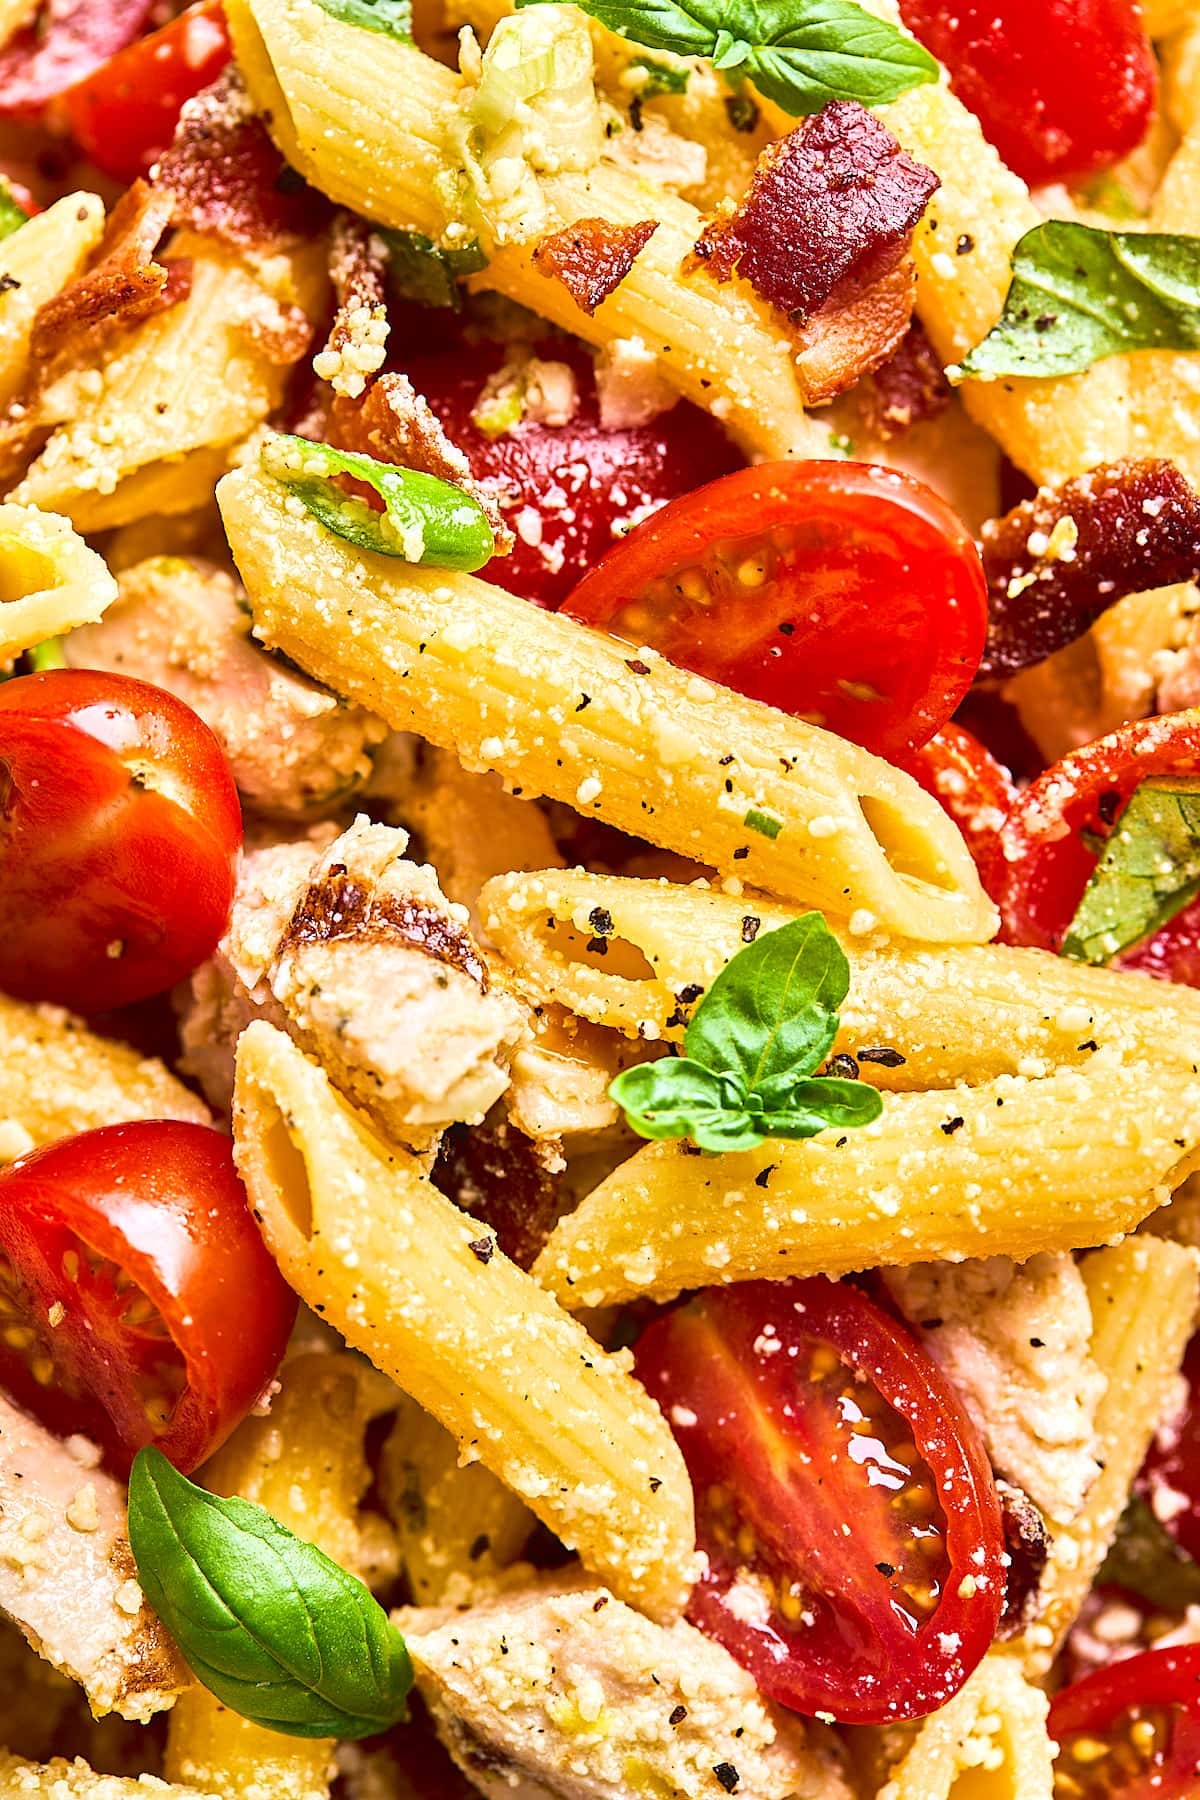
312;0;412;39
684;913;848;1095
608;1057;748;1142
128;1448;412;1740
378;228;488;312
1099;1493;1200;1613
0;179;28;242
957;221;1200;381
260;433;494;570
756;1075;883;1138
1062;780;1200;965
515;0;936;116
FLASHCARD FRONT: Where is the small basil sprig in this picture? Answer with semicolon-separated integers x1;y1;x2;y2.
610;913;883;1152
1062;780;1200;965
313;0;412;39
1099;1494;1200;1614
261;434;494;570
515;0;937;117
956;221;1200;381
0;178;28;243
378;228;488;312
128;1448;412;1740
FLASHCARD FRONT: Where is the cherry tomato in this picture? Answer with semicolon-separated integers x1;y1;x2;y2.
0;669;242;1012
0;0;159;118
401;331;743;608
1049;1644;1200;1797
561;462;987;760
902;721;1016;885
993;712;1200;963
634;1278;1005;1723
898;0;1156;187
1138;1333;1200;1566
62;0;232;184
0;1122;296;1473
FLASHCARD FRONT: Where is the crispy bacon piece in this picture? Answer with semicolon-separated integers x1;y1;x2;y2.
996;1481;1049;1637
792;260;917;407
980;459;1200;681
531;217;658;317
0;0;156;116
859;319;951;441
432;1113;564;1271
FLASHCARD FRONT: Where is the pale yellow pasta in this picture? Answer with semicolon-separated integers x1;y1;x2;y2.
854;1654;1054;1800
0;1755;215;1799
481;868;1200;1084
12;233;326;532
218;462;995;944
165;1353;397;1800
1016;1237;1200;1673
379;1394;535;1604
0;991;210;1163
533;1058;1200;1308
1163;17;1200;133
225;0;826;460
1145;0;1200;35
232;1021;697;1620
0;503;116;665
0;194;104;413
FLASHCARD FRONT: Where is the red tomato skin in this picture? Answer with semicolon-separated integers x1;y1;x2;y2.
634;1278;1005;1723
400;334;744;608
0;1121;296;1473
898;0;1156;186
562;461;987;760
993;711;1200;959
0;0;159;117
1138;1333;1200;1564
901;721;1016;885
1049;1644;1200;1795
61;0;232;185
0;669;242;1012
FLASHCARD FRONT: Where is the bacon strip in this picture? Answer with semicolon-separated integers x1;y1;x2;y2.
859;319;951;441
30;181;183;374
532;217;658;317
432;1115;563;1271
980;459;1200;681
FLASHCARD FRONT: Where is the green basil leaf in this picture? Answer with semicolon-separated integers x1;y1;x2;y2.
608;1057;747;1141
684;913;848;1094
0;179;29;243
1061;780;1200;965
515;0;936;115
957;221;1200;381
312;0;412;39
128;1448;412;1740
1099;1494;1200;1613
260;433;494;570
755;1075;883;1138
378;228;488;312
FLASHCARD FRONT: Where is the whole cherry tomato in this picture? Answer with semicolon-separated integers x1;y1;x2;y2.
902;721;1016;885
62;0;232;184
898;0;1156;186
0;669;242;1012
561;462;987;760
634;1277;1005;1723
0;0;158;117
0;1122;296;1473
1049;1644;1200;1796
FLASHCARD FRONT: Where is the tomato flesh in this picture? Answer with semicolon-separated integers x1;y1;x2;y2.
898;0;1156;187
62;0;232;184
1138;1333;1200;1567
0;669;242;1012
561;462;987;760
634;1278;1004;1722
0;1122;296;1473
0;0;158;117
1049;1645;1200;1797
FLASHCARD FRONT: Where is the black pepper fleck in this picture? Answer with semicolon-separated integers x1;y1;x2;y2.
940;1116;965;1135
468;1236;495;1263
741;915;761;942
669;1704;687;1726
857;1045;905;1067
714;1764;740;1793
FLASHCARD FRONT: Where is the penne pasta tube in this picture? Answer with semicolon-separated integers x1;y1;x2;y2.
1144;0;1200;34
533;1056;1200;1308
0;503;116;665
0;1755;216;1798
853;1652;1054;1800
481;868;1200;1083
232;1021;697;1620
0;193;105;413
218;463;996;944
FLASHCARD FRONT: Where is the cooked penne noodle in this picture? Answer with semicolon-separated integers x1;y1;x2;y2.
533;1057;1200;1308
1144;0;1200;35
481;868;1200;1082
0;1755;216;1798
218;463;995;944
231;1020;697;1620
854;1653;1054;1800
0;194;105;414
0;503;116;665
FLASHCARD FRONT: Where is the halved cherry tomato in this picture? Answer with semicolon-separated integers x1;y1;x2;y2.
561;462;987;761
62;0;232;185
1138;1333;1200;1566
0;669;242;1012
633;1278;1005;1723
902;721;1016;885
0;0;159;118
993;711;1200;967
0;1121;296;1473
1049;1644;1200;1796
898;0;1156;187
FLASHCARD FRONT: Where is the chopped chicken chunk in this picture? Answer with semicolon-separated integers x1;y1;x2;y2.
886;1254;1107;1522
0;1397;187;1724
65;556;387;817
401;1576;853;1800
180;816;526;1144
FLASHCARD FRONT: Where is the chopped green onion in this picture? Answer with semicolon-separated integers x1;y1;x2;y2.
378;228;488;312
744;808;783;840
27;639;66;673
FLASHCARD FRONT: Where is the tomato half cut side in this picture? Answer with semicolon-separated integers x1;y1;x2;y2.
0;669;242;1012
0;1122;297;1473
1049;1644;1200;1796
561;462;988;761
634;1277;1005;1723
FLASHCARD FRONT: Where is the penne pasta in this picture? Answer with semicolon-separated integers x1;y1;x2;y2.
218;463;996;944
0;194;105;414
0;503;116;665
231;1020;697;1620
853;1653;1054;1800
533;1057;1200;1308
0;1755;216;1798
